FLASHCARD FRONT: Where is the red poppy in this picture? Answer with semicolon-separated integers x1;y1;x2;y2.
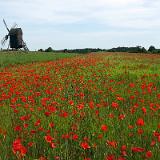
129;83;135;88
49;122;54;128
106;140;117;148
121;145;127;151
111;102;119;109
101;124;108;132
80;142;90;150
77;103;84;110
131;147;144;152
45;112;51;117
136;118;144;126
146;151;152;158
150;140;156;146
105;154;115;160
34;119;41;126
69;100;74;106
14;126;22;132
72;134;78;141
119;114;125;120
12;138;27;156
28;142;34;147
44;135;54;143
117;96;124;101
141;107;147;114
50;142;56;149
89;101;94;109
137;128;143;135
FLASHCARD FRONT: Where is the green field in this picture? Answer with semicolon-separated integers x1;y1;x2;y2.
0;52;160;160
0;51;77;68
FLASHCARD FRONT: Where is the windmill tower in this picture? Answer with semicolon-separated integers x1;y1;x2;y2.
1;19;29;51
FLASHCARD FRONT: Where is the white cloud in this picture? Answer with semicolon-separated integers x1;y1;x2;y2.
0;0;160;49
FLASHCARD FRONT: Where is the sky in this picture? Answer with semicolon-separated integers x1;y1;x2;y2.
0;0;160;51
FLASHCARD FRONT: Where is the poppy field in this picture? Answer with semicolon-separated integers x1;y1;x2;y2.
0;52;160;160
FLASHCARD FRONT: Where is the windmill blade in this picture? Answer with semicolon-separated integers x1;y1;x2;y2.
1;37;6;46
1;35;9;46
1;37;7;46
3;19;10;32
11;22;18;29
22;40;29;51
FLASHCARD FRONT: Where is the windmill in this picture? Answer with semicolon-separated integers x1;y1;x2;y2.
1;19;29;51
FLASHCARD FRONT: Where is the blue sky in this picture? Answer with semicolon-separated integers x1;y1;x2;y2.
0;0;160;50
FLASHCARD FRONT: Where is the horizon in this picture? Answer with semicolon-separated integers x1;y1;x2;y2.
0;0;160;51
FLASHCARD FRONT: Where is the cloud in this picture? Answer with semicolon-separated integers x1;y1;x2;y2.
0;0;160;49
1;0;159;26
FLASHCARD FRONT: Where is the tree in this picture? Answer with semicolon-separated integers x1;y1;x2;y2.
148;46;156;52
45;47;53;52
38;49;44;52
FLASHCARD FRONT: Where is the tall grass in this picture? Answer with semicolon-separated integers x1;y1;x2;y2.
0;51;77;68
0;52;160;160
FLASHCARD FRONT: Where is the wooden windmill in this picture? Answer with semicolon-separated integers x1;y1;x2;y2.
1;19;29;51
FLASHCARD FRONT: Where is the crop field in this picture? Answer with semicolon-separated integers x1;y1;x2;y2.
0;52;160;160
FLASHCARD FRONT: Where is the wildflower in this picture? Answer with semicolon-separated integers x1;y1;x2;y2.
44;135;54;143
142;107;147;114
117;96;124;101
129;83;135;88
50;142;56;149
89;101;94;109
34;119;41;126
28;142;34;147
80;142;90;150
111;102;119;109
106;140;117;148
150;140;156;146
14;126;22;132
49;122;54;128
69;100;74;106
119;114;125;120
101;124;108;132
77;103;84;110
105;154;115;160
72;134;78;141
137;128;143;135
146;151;152;158
84;158;91;160
12;138;27;156
136;118;144;126
131;147;144;152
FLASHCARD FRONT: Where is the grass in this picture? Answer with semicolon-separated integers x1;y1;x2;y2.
0;52;160;160
0;51;77;68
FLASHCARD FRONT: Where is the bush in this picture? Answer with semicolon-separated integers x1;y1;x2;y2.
148;46;156;53
45;47;53;52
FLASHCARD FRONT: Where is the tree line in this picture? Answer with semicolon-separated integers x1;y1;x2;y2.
38;45;160;54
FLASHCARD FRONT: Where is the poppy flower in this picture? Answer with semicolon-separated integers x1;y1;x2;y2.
80;142;90;150
136;118;144;126
105;154;115;160
146;151;152;158
111;102;119;109
44;135;54;143
119;114;125;120
106;140;117;148
14;126;22;132
72;134;78;141
131;147;144;152
12;138;27;156
69;100;74;106
101;124;108;132
141;107;147;114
